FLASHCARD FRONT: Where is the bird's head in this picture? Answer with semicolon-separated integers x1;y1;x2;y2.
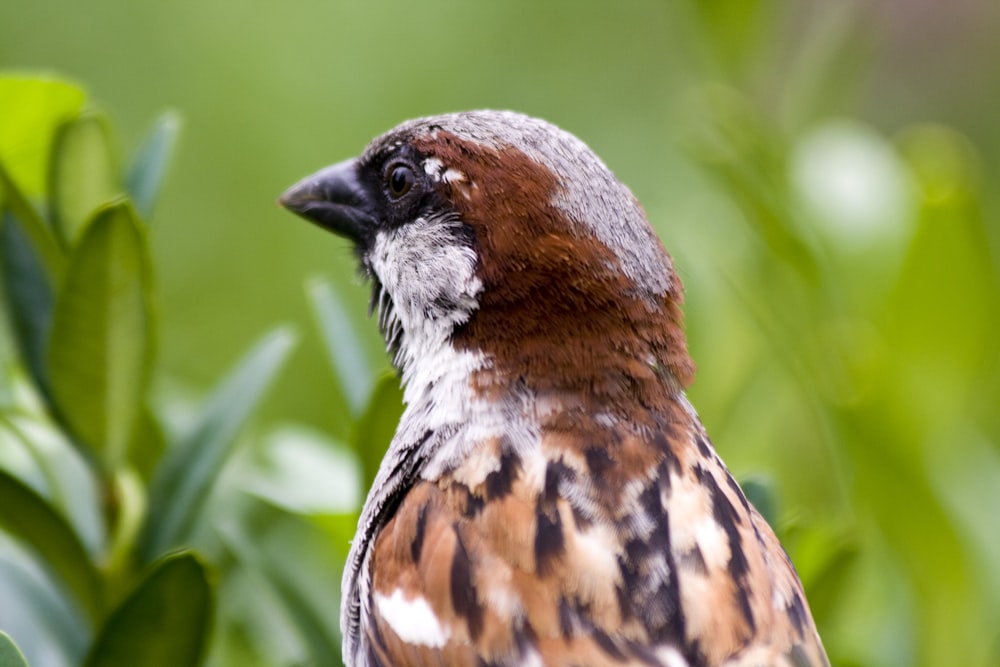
280;111;694;412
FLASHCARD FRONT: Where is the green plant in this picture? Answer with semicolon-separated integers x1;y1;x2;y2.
0;74;362;667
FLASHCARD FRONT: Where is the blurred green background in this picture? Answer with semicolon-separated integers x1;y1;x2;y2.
2;1;1000;666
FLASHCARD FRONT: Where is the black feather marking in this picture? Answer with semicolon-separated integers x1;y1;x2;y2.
410;501;430;564
450;527;483;640
534;500;565;576
464;492;485;517
591;628;627;661
367;614;389;667
629;641;666;667
695;434;712;458
544;458;576;503
584;446;614;477
652;431;682;475
451;482;485;517
683;638;707;667
787;591;808;636
485;449;520;500
558;596;577;637
703;469;756;633
725;472;752;514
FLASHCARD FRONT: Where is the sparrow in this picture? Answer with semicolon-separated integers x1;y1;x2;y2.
279;111;829;667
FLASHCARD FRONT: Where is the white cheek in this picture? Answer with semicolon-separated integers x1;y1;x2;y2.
371;217;481;327
370;216;485;408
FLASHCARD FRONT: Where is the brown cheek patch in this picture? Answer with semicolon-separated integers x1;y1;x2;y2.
412;132;695;413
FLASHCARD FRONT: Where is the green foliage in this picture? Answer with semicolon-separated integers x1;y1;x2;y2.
0;76;363;667
2;2;1000;665
0;632;30;667
83;554;213;667
47;202;152;467
0;469;101;624
48;113;120;246
680;78;1000;667
139;329;296;562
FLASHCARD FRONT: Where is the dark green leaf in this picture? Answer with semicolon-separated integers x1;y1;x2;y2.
307;278;374;416
83;553;213;667
47;202;153;467
48;112;120;246
0;211;55;399
0;631;30;667
125;111;181;219
139;328;296;562
0;468;102;624
353;373;404;490
0;164;65;281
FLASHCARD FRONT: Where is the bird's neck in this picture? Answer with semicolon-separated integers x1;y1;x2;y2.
391;333;696;487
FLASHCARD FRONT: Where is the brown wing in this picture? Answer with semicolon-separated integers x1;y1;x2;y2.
364;421;828;667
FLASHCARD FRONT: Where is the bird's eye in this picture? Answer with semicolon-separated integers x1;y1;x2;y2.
386;163;415;200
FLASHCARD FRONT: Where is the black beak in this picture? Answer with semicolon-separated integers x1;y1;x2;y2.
278;158;374;245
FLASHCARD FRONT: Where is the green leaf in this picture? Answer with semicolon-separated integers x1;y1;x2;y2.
0;75;86;199
216;522;341;666
139;328;296;562
125;111;181;219
0;631;30;667
47;202;153;467
353;373;404;490
244;425;361;515
0;468;102;624
128;403;166;483
48;112;120;247
307;278;374;416
84;553;213;667
0;211;55;399
0;164;65;281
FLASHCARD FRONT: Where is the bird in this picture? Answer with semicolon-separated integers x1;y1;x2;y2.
279;110;829;667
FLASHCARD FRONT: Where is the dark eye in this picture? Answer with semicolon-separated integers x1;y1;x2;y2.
386;163;415;199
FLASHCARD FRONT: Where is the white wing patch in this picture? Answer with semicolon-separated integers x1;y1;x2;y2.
374;589;450;648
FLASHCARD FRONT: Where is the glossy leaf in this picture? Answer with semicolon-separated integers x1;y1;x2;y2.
307;278;374;416
0;631;30;667
83;553;213;667
0;211;55;399
354;373;404;490
0;468;102;624
125;111;181;219
47;202;153;467
48;112;120;246
139;328;296;561
0;75;86;199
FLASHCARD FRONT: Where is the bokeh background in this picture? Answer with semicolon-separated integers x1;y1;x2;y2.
2;1;1000;666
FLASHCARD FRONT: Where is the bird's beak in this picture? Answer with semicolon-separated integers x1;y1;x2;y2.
278;158;375;245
